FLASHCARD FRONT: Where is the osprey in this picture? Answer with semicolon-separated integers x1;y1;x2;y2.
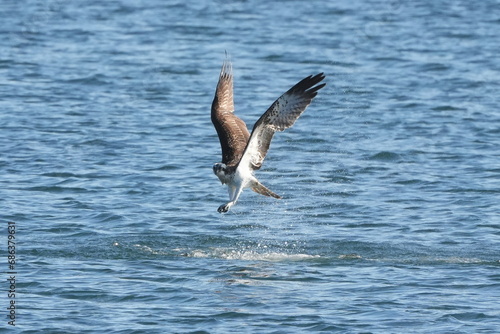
211;58;325;213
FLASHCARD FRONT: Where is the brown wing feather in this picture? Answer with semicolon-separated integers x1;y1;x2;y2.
211;59;250;166
240;73;326;170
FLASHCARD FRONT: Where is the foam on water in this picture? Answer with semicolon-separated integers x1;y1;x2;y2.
186;248;321;262
132;243;321;262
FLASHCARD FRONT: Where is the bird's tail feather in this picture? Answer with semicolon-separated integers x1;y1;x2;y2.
251;180;282;199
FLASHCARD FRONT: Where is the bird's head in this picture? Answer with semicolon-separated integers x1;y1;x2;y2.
213;162;227;175
213;163;228;184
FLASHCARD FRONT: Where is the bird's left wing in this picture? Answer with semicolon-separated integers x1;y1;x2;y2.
238;73;326;171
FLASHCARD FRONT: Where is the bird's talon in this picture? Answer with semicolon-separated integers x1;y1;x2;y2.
218;204;229;213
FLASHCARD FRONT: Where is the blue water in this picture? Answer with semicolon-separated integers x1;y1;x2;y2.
1;0;499;332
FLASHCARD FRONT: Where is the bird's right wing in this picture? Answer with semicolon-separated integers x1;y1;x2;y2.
211;59;250;166
238;73;326;171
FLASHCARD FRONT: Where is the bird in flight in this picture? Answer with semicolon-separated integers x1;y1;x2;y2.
211;57;325;213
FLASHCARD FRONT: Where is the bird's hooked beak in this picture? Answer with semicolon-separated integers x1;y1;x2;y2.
212;164;219;175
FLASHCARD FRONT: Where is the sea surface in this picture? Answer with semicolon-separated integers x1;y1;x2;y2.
1;0;499;333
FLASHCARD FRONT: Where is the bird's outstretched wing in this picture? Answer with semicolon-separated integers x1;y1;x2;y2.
211;59;250;167
238;73;326;170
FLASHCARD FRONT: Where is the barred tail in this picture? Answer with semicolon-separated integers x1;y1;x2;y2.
251;180;282;199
